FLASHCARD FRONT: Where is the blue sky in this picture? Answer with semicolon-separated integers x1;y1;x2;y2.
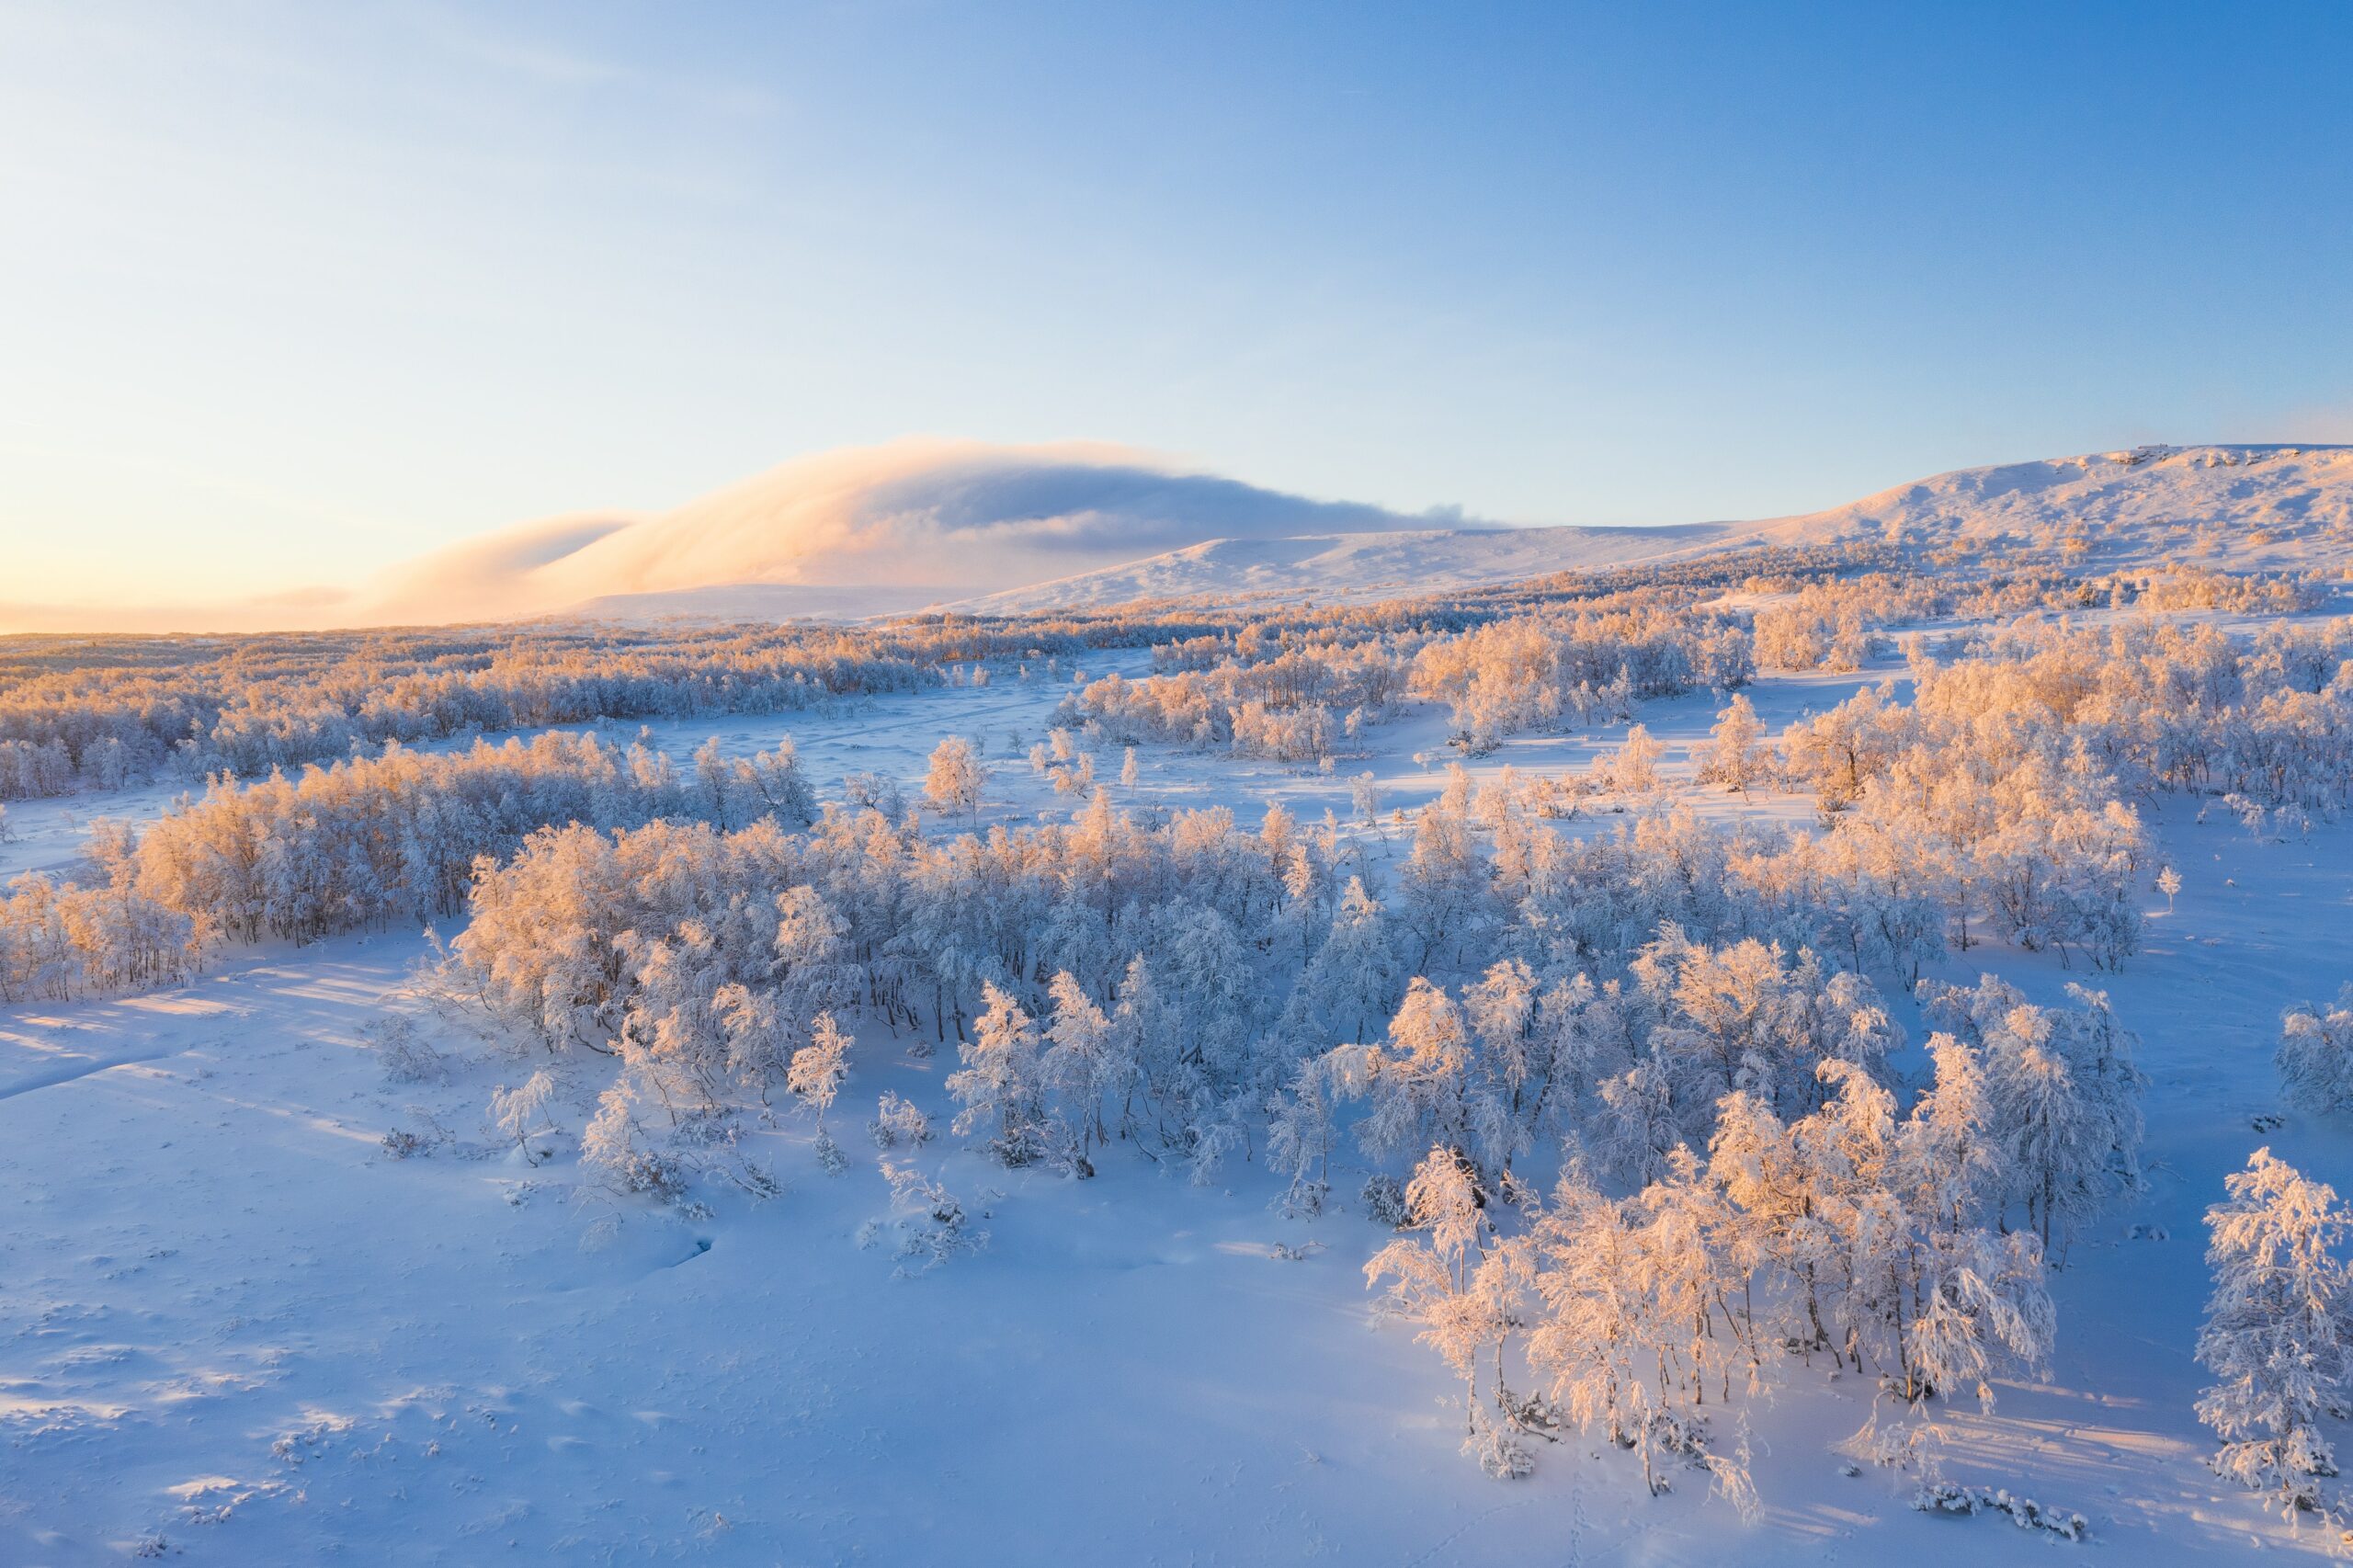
3;0;2349;605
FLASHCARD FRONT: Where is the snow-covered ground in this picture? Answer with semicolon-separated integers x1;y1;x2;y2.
6;619;2351;1563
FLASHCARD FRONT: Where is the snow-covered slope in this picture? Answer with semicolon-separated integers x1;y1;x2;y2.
952;444;2353;615
1743;443;2353;569
953;521;1728;613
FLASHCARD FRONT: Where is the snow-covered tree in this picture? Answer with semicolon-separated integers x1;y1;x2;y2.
868;1090;932;1149
1043;969;1133;1157
787;1010;852;1134
1291;877;1404;1044
1528;1159;1670;1489
1266;1054;1341;1219
2196;1149;2353;1523
924;735;986;824
2279;989;2353;1117
947;982;1052;1165
1924;975;2144;1250
1608;723;1665;793
488;1070;560;1165
1696;693;1768;795
1365;1147;1529;1477
1592;1060;1678;1189
1336;978;1472;1165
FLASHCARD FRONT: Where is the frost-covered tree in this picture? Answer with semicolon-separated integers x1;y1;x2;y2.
1633;927;1897;1127
1923;975;2144;1250
1608;723;1665;793
746;737;818;826
1335;978;1472;1165
2279;990;2353;1117
879;1160;988;1277
1365;1147;1529;1477
924;735;986;824
1528;1159;1674;1491
787;1010;852;1134
1462;957;1543;1174
1043;969;1133;1156
2196;1149;2353;1522
1904;1224;2055;1410
1695;693;1768;795
1895;1033;2001;1233
1986;1035;2097;1253
1396;795;1498;969
773;885;858;1032
948;982;1052;1165
1266;1053;1341;1219
488;1070;560;1165
1292;877;1404;1044
1592;1060;1678;1189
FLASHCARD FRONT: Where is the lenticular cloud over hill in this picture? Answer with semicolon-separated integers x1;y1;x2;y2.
361;438;1460;623
10;438;2351;635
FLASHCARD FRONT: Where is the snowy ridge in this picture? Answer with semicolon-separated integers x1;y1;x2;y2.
951;444;2353;617
951;521;1729;613
1743;443;2353;567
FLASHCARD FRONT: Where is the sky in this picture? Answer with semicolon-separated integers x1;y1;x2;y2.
2;0;2350;612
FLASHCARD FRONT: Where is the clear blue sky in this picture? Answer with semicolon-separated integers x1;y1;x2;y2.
4;0;2349;605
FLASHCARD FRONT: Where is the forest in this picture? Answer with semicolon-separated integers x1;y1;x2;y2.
9;538;2353;1556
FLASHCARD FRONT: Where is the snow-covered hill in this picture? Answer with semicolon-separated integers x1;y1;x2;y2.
24;441;2343;634
1744;443;2353;569
951;520;1728;613
953;444;2353;615
484;441;2353;626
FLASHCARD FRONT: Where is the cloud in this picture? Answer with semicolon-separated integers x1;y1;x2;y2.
353;437;1464;623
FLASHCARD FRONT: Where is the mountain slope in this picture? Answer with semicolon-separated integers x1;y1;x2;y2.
951;444;2353;615
953;521;1729;613
1744;443;2353;568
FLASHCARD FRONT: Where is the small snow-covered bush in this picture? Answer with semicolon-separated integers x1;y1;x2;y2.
881;1161;989;1277
1359;1171;1409;1228
582;1089;691;1204
839;770;904;818
1912;1482;2087;1540
869;1092;933;1149
368;1016;448;1085
1463;1405;1534;1481
608;1148;690;1204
